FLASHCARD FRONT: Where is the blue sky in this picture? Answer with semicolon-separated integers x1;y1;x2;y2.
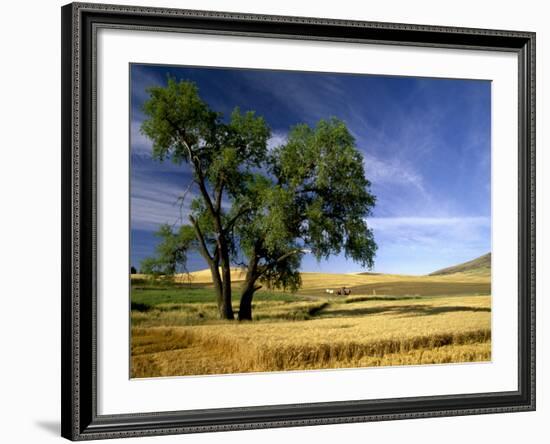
130;64;491;275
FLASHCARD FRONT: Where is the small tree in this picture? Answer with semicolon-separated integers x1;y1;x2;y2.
140;78;377;320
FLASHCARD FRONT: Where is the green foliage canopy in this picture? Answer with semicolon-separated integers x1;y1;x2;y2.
139;77;377;318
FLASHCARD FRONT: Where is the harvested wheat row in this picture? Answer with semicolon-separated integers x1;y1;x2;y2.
130;328;491;377
249;329;491;370
132;325;490;374
130;295;491;377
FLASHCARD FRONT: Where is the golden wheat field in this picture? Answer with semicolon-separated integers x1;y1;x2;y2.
130;260;492;378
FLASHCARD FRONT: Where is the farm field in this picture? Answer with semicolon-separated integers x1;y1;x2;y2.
130;255;491;378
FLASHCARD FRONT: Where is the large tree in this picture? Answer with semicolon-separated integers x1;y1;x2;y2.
140;78;377;320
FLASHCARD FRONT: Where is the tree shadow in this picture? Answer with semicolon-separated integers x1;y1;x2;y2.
399;305;491;317
322;305;491;318
324;306;399;317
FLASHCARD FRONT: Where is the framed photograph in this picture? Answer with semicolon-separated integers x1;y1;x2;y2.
61;2;535;440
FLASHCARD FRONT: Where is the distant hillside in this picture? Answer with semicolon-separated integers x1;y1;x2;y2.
429;253;491;276
180;267;248;284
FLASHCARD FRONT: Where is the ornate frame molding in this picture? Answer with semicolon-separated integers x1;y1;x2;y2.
61;3;535;440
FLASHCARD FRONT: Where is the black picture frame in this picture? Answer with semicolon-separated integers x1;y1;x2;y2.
61;2;536;440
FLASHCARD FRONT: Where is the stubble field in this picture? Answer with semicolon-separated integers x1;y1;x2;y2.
130;267;491;378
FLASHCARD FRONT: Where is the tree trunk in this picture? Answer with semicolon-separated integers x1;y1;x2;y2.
238;285;257;321
209;263;233;320
190;164;235;319
238;265;261;321
218;238;234;319
189;215;234;320
219;263;234;319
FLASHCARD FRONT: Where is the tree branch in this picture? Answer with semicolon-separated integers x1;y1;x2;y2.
192;157;218;219
273;249;304;265
224;206;252;234
171;179;195;230
174;130;218;220
189;215;214;264
256;248;303;278
215;181;224;214
177;131;194;161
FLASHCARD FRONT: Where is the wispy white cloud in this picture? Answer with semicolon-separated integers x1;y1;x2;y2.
131;167;232;232
267;131;287;151
133;122;289;158
367;215;490;262
239;71;350;124
362;153;427;195
131;196;188;231
129;66;491;274
131;171;197;231
359;215;491;274
130;119;154;158
368;216;490;230
131;66;165;103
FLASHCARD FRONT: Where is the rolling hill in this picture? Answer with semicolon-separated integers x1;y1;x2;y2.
159;254;492;288
428;253;491;277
